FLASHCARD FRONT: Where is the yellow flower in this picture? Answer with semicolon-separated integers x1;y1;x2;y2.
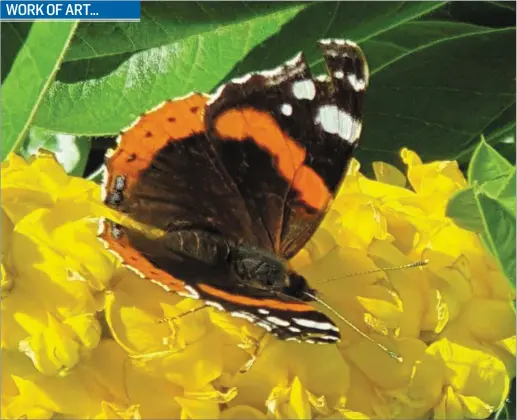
1;149;514;419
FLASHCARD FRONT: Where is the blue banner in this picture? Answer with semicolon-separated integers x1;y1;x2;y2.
0;0;140;21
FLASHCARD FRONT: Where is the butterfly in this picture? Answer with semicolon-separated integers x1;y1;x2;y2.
100;39;369;344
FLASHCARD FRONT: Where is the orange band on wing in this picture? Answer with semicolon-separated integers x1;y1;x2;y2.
198;284;316;312
214;108;330;210
105;93;209;196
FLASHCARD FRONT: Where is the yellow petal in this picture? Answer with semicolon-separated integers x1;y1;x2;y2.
94;402;142;419
421;289;450;334
175;397;219;420
228;339;349;410
124;364;182;419
430;338;510;413
458;394;493;419
344;338;427;389
407;345;447;407
63;313;102;349
434;386;463;419
18;314;81;375
373;161;407;187
368;239;429;337
221;405;266;419
463;299;515;342
266;377;313;419
289;377;312;418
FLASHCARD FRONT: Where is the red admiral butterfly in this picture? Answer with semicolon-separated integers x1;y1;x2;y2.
99;39;369;345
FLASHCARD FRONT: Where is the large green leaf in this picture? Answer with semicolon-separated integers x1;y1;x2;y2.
1;22;78;160
32;4;306;134
65;2;299;62
357;28;515;169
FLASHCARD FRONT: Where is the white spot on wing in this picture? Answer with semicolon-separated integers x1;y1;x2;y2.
147;100;168;115
334;70;344;79
184;285;200;299
230;74;253;85
150;278;171;291
347;73;366;91
258;309;270;315
315;104;361;143
256;321;273;332
288;326;301;333
292;79;316;100
266;316;290;327
231;311;256;323
320;38;355;47
209;53;306;105
114;175;126;191
125;264;146;279
292;317;339;332
321;335;340;341
205;300;224;311
285;52;304;68
280;103;293;116
97;217;107;236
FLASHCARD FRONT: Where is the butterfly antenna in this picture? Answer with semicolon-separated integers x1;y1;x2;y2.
319;259;429;285
303;291;403;362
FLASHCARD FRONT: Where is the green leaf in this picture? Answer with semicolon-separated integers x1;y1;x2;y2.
468;137;516;213
33;4;306;134
469;136;514;186
1;23;32;83
1;22;78;160
426;1;517;29
362;20;489;74
491;121;517;166
446;187;484;232
227;2;446;79
447;138;516;288
65;2;299;62
476;192;516;288
356;27;515;169
497;171;517;216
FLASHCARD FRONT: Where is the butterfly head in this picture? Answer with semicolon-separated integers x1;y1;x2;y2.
229;246;315;298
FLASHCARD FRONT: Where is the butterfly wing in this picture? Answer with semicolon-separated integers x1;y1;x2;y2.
205;40;369;258
102;93;273;251
100;222;340;343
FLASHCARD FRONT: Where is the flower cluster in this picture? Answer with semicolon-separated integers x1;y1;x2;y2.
1;149;514;419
